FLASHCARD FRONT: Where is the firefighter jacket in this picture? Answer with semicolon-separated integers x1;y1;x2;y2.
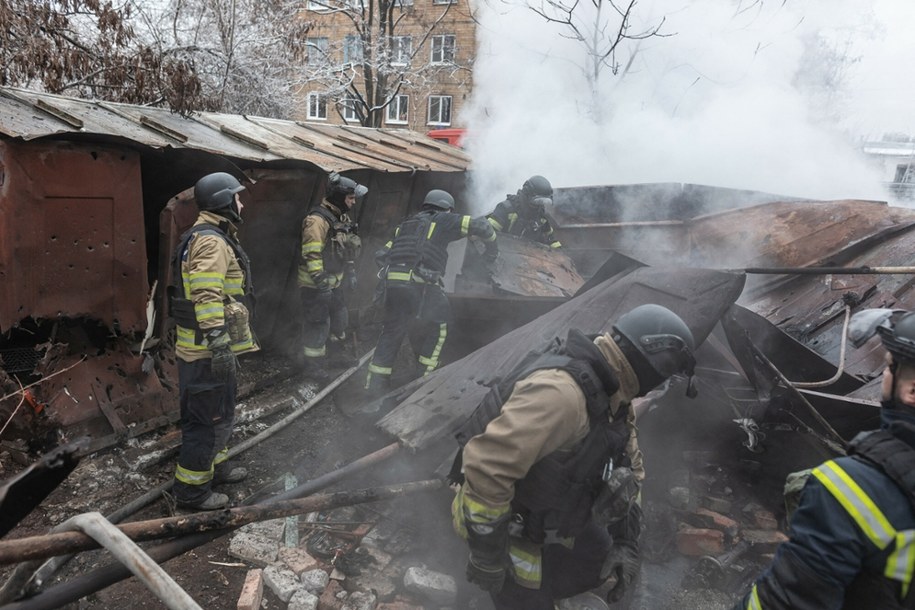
175;211;259;362
452;331;642;588
487;195;561;249
379;209;496;285
298;200;361;289
737;405;915;610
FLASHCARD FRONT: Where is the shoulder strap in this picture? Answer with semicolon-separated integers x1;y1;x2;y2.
849;429;915;513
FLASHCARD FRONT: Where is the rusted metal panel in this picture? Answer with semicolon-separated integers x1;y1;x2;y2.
0;86;471;174
0;139;148;332
379;267;746;450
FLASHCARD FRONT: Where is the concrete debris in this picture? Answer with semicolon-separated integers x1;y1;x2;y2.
279;546;321;576
300;568;330;594
288;588;320;610
402;566;457;606
263;565;301;602
228;531;279;567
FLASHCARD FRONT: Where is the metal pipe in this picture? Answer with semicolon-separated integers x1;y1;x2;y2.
4;349;375;599
1;442;401;610
790;305;851;389
55;513;202;610
739;266;915;275
0;480;441;565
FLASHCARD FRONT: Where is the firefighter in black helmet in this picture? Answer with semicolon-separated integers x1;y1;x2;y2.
169;172;258;511
365;189;498;392
736;309;915;610
451;304;696;607
298;172;366;381
486;175;561;249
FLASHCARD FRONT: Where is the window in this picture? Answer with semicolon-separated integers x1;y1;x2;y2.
395;0;413;7
427;95;452;126
341;96;360;122
306;0;329;11
343;35;364;64
307;38;329;66
386;95;409;124
431;35;455;64
432;0;455;4
390;36;412;65
307;92;328;120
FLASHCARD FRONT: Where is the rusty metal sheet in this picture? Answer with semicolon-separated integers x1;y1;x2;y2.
378;266;746;450
0;85;470;174
452;234;584;298
0;139;148;333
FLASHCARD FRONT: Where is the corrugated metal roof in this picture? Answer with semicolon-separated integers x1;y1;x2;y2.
0;86;470;173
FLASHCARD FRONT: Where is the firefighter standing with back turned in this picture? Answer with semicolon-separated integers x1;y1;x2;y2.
487;175;562;249
735;309;915;609
170;172;258;511
364;189;498;392
298;173;366;382
451;304;698;608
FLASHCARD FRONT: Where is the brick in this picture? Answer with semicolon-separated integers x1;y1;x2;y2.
318;579;347;610
279;546;322;575
742;529;789;553
689;508;739;536
675;527;725;557
236;569;263;610
702;496;733;514
403;566;457;606
263;565;301;603
751;509;779;530
289;589;320;610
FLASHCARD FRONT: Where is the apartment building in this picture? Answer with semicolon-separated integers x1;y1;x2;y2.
294;0;475;133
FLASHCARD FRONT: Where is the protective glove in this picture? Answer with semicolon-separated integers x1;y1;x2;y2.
312;272;332;294
205;328;236;381
602;540;640;603
483;242;499;264
465;512;510;594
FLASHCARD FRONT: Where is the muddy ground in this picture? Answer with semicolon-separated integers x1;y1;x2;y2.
0;344;769;610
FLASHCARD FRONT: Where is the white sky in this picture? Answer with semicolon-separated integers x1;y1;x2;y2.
463;0;915;208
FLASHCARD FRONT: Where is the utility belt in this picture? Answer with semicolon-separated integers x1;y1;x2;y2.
170;295;253;345
386;265;443;286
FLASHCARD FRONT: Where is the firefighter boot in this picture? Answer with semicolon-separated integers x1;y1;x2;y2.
300;356;330;382
177;491;230;511
364;371;391;394
214;462;248;485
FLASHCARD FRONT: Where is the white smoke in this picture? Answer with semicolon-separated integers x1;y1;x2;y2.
463;0;915;211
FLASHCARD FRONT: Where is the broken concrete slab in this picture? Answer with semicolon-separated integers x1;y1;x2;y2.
263;565;300;603
228;531;278;567
403;566;457;606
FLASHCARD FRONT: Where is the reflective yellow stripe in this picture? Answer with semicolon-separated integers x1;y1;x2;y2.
302;241;323;253
488;217;503;231
306;261;324;271
428;221;437;239
452;489;469;539
886;530;915;593
213;448;229;465
384;240;393;249
485;230;497;242
303;346;326;357
461;494;508;521
175;463;213;485
419;323;447;373
747;584;762;610
176;326;207;350
550;241;562;248
194;303;224;322
460;215;470;236
507;212;518;231
368;363;393;375
231;338;255;352
386;270;427;284
813;461;895;549
509;542;542;586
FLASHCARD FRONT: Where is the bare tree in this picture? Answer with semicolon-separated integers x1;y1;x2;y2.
521;0;666;119
301;0;468;127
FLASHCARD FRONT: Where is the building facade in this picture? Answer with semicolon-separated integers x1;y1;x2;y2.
294;0;475;134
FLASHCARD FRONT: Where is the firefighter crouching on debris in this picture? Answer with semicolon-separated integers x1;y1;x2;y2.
735;309;915;610
298;173;366;381
451;304;698;608
486;175;561;249
365;189;498;392
169;172;258;511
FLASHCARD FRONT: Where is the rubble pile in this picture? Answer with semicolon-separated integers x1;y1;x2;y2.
228;504;460;610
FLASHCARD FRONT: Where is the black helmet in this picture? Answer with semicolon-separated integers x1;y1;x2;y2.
194;172;245;222
612;304;697;397
877;311;915;363
521;175;553;200
327;172;368;207
422;189;455;211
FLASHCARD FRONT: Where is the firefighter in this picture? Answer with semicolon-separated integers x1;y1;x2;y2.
450;304;698;608
486;175;561;249
735;309;915;610
170;172;258;511
365;189;498;392
298;172;366;381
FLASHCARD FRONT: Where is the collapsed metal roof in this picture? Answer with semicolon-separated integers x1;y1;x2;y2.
0;87;470;173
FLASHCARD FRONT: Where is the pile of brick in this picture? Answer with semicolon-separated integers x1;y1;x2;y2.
229;510;459;610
